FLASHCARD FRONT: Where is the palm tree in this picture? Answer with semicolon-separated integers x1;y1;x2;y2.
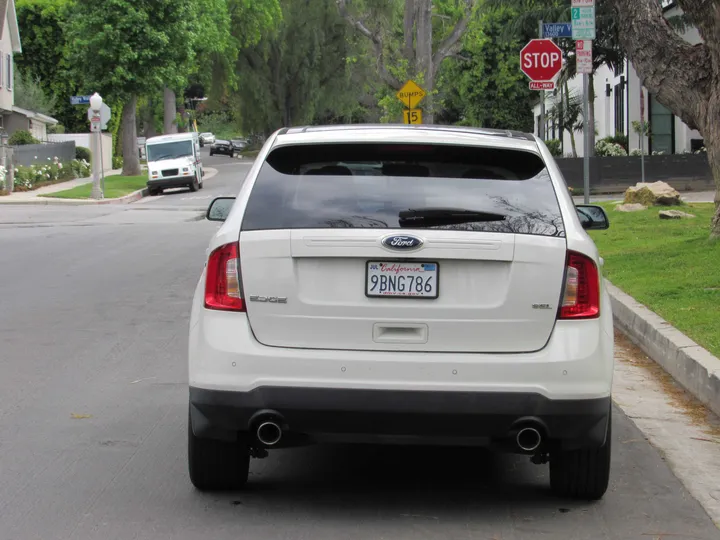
485;0;624;155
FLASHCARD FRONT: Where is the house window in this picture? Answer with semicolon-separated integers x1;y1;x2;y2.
614;84;625;134
649;93;675;154
7;54;13;90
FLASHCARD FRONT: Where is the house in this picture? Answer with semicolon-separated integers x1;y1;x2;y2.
532;0;704;157
0;0;21;129
6;105;58;140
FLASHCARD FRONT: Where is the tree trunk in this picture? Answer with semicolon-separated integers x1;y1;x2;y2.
121;95;141;176
163;87;177;134
707;132;720;237
415;0;433;123
588;75;596;156
403;0;416;65
564;80;578;158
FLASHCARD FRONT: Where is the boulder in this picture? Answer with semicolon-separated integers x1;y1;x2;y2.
659;210;696;220
615;203;647;212
624;181;681;206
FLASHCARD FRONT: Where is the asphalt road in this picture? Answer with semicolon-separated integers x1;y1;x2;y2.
0;157;719;539
137;147;253;209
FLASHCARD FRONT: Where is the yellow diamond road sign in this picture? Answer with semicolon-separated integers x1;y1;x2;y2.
396;80;426;108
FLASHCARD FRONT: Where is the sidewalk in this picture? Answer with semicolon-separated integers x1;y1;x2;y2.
0;169;124;205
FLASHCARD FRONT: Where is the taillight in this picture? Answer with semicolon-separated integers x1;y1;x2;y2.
204;242;245;311
559;251;600;319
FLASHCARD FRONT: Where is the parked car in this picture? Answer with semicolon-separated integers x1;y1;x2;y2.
231;138;248;151
200;132;216;145
189;124;613;500
209;139;234;157
145;132;204;195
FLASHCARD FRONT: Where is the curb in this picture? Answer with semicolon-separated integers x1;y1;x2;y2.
608;281;720;418
0;188;148;206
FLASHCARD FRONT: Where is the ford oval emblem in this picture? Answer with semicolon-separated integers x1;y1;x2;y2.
382;235;424;250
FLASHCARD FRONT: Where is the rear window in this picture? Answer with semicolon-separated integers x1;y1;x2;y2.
241;143;564;237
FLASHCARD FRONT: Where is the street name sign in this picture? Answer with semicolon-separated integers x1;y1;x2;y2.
571;0;594;6
542;23;572;39
520;39;563;82
529;81;556;91
70;95;91;105
572;5;596;40
576;40;593;74
396;80;426;109
403;108;423;124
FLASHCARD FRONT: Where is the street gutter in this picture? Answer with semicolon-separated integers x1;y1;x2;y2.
608;281;720;418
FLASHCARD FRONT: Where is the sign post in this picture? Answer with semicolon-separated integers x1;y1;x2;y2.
640;87;646;183
572;0;595;204
396;80;426;124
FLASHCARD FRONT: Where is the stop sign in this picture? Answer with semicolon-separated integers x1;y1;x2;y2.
520;39;563;81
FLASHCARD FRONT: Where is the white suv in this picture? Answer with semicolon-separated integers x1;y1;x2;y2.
188;125;614;499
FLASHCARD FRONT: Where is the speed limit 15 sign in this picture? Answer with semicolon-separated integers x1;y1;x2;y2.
403;108;422;125
520;39;563;82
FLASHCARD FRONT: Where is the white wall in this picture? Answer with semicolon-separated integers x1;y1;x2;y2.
0;10;14;113
49;133;114;171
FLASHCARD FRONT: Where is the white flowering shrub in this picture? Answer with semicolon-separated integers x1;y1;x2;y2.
629;149;644;157
13;157;89;191
595;140;628;157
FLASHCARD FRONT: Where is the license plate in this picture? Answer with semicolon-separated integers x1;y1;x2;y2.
366;261;439;298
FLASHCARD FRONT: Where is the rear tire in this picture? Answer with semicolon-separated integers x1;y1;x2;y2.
188;412;250;491
229;151;234;158
550;411;611;500
209;150;214;156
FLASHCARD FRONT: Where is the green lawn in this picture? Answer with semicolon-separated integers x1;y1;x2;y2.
42;175;147;199
590;202;720;357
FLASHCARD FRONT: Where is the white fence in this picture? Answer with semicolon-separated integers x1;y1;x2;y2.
48;133;114;171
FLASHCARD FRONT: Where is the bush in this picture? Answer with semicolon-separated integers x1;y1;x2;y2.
9;130;39;145
595;139;628;157
76;146;91;161
602;134;628;152
545;139;562;157
13;157;89;191
112;155;123;169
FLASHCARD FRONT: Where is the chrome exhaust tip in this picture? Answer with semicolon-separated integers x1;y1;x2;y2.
516;427;542;452
256;421;282;446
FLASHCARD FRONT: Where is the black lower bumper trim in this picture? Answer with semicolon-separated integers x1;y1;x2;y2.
147;177;193;189
189;386;611;451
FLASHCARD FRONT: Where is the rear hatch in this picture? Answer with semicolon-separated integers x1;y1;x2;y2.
238;142;567;353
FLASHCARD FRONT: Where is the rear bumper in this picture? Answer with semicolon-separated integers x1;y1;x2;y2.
189;386;611;450
211;147;233;155
147;176;194;189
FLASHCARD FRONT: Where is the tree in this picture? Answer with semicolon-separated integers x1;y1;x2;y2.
607;0;720;237
66;0;196;175
439;4;535;130
548;83;584;157
234;0;360;134
15;0;86;132
14;70;57;115
337;0;480;123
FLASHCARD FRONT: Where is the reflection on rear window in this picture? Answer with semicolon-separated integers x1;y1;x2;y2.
241;143;564;237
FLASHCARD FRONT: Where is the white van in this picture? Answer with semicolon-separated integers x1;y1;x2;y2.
145;132;204;195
